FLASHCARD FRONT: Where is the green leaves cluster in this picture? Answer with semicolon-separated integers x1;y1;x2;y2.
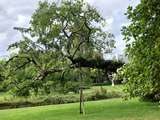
121;0;160;101
3;0;116;96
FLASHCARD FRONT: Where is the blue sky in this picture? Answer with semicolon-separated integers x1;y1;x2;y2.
0;0;139;58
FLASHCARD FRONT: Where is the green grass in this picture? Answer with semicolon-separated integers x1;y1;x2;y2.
0;98;159;120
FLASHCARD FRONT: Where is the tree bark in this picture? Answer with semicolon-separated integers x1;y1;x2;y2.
80;87;84;114
79;67;85;115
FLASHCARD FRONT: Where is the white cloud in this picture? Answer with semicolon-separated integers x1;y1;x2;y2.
16;15;30;27
106;17;114;25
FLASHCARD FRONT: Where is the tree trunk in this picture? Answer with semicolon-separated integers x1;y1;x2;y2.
79;67;85;115
80;87;84;114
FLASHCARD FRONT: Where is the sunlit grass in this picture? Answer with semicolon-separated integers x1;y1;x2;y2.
0;98;159;120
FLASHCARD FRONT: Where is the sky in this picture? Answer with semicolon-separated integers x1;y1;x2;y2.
0;0;139;58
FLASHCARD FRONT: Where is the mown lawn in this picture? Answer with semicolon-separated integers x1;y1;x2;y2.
0;98;159;120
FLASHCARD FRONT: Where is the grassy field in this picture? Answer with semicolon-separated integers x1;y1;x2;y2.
0;98;159;120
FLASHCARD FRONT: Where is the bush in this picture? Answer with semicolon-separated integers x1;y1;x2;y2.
90;87;108;100
63;81;80;94
0;86;123;109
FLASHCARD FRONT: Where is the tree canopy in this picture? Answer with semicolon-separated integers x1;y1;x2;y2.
3;0;123;96
121;0;160;101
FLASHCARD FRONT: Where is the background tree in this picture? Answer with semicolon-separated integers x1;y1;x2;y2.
0;60;6;92
121;0;160;101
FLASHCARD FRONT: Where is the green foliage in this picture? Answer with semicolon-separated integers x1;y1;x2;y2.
3;0;116;96
121;0;160;101
63;81;80;94
0;60;7;92
0;85;124;109
91;86;108;100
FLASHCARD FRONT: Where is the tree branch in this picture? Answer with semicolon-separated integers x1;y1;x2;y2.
69;57;124;72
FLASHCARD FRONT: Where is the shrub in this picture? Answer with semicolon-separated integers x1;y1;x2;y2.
63;81;80;94
0;86;123;109
90;87;108;100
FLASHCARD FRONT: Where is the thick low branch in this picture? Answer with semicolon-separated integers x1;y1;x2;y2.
69;57;124;72
34;68;63;80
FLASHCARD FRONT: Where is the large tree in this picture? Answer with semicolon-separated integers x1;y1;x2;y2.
5;0;123;113
6;0;123;91
121;0;160;101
